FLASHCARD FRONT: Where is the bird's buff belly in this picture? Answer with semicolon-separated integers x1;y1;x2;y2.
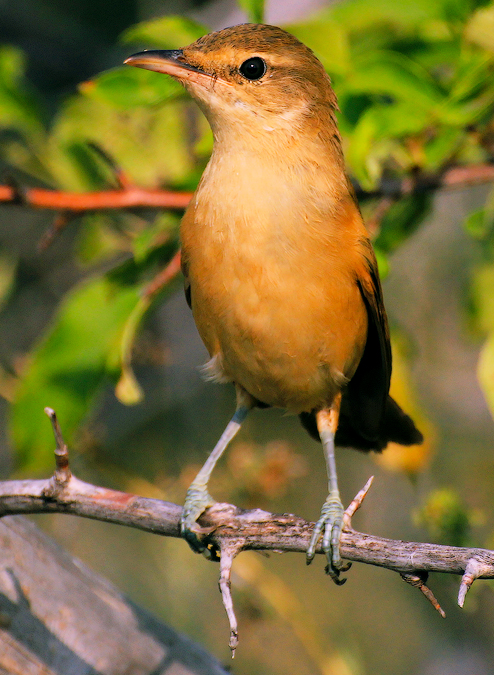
191;279;366;413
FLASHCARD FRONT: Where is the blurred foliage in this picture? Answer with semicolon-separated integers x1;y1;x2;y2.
414;487;481;547
376;334;435;476
0;0;493;474
233;552;362;675
11;277;142;470
237;0;265;24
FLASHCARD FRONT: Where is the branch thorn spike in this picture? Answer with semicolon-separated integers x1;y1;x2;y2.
458;557;488;607
343;475;374;530
44;407;71;481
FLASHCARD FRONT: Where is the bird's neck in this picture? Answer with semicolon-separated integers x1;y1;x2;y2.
203;108;348;206
202;97;345;170
190;118;355;255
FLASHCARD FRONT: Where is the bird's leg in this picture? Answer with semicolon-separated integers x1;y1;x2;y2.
181;389;253;553
306;394;348;583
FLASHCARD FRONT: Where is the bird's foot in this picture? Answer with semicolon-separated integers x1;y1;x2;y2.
181;483;216;553
306;491;351;585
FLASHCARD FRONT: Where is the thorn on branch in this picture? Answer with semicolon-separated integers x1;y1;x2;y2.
401;572;446;618
458;556;492;607
44;407;71;484
343;475;374;531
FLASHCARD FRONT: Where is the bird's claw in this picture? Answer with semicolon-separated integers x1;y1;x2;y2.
181;483;216;553
307;492;349;583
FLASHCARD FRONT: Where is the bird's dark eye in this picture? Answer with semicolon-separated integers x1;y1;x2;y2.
239;57;267;81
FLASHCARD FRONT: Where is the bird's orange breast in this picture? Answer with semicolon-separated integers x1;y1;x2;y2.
181;151;369;413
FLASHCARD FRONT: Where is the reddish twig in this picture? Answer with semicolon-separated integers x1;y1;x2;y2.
38;211;76;251
143;249;182;299
442;163;494;187
0;162;491;215
354;162;494;200
0;184;193;211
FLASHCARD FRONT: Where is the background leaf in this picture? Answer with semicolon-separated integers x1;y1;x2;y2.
80;66;185;109
121;15;207;48
10;277;143;472
237;0;265;23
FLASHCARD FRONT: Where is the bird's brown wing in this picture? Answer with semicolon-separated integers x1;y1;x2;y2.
345;241;391;442
334;240;422;451
300;238;423;450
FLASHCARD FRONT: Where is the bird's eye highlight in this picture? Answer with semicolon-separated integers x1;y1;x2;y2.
239;57;267;81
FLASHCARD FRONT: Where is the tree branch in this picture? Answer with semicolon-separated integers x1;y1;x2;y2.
1;470;492;584
2;466;494;649
2;159;491;252
0;183;192;211
0;162;492;215
3;408;494;655
354;161;494;200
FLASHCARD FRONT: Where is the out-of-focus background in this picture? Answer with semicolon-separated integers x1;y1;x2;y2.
1;0;494;673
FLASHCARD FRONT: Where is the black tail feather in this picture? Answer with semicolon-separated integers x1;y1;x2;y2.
299;394;423;452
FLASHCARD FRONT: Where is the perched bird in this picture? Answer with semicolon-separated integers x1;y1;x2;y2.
125;23;423;581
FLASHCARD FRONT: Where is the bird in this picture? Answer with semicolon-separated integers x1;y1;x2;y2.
125;23;423;582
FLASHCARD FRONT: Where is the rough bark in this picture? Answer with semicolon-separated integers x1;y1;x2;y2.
0;516;229;675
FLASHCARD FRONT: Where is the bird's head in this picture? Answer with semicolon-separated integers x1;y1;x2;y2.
125;23;339;143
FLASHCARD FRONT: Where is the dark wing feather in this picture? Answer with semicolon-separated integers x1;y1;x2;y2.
299;240;423;450
347;243;391;441
181;255;192;309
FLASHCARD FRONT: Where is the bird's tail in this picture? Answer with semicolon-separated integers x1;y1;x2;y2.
299;394;423;452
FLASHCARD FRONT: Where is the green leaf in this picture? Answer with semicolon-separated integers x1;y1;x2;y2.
114;294;153;405
0;46;46;141
286;19;350;75
75;213;130;266
132;212;179;263
344;104;426;189
414;488;473;547
237;0;265;23
121;15;207;48
464;208;490;240
329;0;450;34
374;246;390;279
0;253;16;312
464;187;494;244
80;67;185;109
9;277;143;473
48;93;195;191
345;107;386;189
348;50;443;110
423;127;464;170
448;50;492;103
